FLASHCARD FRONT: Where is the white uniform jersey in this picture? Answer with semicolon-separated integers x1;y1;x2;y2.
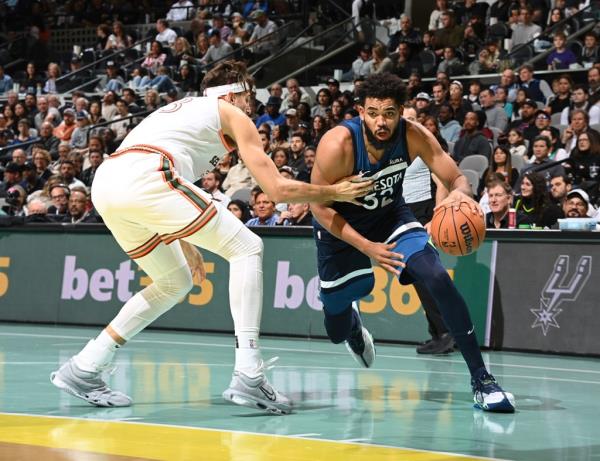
118;96;233;182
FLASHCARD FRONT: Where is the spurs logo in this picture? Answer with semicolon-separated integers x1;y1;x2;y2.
530;255;592;336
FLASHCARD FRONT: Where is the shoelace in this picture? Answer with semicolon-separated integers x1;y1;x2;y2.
256;356;279;373
473;374;501;393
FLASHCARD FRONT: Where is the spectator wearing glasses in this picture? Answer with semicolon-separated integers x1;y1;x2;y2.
47;183;70;215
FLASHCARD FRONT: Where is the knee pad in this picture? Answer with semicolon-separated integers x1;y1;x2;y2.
220;227;264;262
320;275;374;316
150;263;194;305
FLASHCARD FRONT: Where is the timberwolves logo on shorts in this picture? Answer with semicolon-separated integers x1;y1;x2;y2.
530;255;592;336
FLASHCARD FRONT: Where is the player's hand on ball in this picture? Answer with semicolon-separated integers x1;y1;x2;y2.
436;190;482;215
424;221;432;235
363;241;405;276
181;241;206;282
333;175;374;205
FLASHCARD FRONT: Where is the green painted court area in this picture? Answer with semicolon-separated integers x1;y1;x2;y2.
0;323;598;461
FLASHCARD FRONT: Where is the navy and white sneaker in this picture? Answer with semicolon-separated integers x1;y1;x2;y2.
471;371;516;413
345;302;376;368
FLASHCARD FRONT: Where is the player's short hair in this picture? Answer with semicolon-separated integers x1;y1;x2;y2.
201;60;255;95
356;73;407;107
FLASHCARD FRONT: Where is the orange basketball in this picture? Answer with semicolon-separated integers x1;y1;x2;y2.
430;202;486;256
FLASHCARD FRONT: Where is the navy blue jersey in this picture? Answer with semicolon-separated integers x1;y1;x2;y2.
315;117;413;234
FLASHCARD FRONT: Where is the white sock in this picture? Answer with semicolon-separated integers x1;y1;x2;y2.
74;330;119;372
96;329;121;351
235;332;262;373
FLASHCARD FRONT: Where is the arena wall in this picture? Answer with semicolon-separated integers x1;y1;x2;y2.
0;226;598;355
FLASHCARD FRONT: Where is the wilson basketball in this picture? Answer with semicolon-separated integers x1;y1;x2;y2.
430;202;486;256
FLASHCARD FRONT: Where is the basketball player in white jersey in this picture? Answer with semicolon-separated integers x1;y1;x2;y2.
50;62;373;415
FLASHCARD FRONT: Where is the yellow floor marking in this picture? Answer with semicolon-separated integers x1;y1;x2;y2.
0;413;495;461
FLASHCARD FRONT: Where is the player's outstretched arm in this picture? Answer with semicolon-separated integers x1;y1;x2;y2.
407;120;481;215
218;100;373;204
311;128;404;275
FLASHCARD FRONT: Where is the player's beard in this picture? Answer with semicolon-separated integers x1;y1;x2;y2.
363;122;396;150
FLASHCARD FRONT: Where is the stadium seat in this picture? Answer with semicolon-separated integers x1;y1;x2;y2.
551;112;562;127
590;123;600;133
419;49;437;76
230;187;252;203
558;124;568;137
489;127;503;148
568;40;583;57
459;155;489;176
461;169;480;196
511;153;526;172
487;22;509;40
510;44;533;65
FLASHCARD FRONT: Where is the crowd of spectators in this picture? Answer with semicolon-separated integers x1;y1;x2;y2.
0;0;599;231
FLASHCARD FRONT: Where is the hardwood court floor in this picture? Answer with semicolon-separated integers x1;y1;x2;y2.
0;323;598;461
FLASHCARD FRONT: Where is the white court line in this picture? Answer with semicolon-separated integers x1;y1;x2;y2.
3;360;600;385
0;411;513;461
289;433;322;437
1;331;600;377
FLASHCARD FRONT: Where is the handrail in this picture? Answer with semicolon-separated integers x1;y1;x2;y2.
0;32;27;50
269;41;357;88
3;58;26;71
55;36;153;86
526;22;596;67
64;77;102;96
196;21;295;72
0;137;42;158
84;110;153;143
248;21;317;74
323;0;352;18
254;16;360;86
507;3;593;59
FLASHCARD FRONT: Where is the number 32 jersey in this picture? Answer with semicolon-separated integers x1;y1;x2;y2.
320;117;415;234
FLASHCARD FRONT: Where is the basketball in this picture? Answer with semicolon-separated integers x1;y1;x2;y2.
430;202;486;256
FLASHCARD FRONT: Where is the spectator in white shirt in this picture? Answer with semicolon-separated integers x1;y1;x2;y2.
155;19;178;48
166;0;194;21
511;7;541;49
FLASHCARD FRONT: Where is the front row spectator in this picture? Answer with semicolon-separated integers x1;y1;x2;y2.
246;189;278;226
485;178;527;229
560;190;596;220
227;199;252;223
276;202;312;226
513;172;562;228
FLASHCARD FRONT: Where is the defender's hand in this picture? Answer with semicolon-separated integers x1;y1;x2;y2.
331;175;374;205
435;190;482;216
181;241;206;282
363;241;405;276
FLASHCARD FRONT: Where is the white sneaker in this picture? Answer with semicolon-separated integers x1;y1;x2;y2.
345;302;376;368
222;358;292;415
50;358;132;407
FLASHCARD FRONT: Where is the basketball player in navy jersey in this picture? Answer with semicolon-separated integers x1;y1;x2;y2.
311;73;515;412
